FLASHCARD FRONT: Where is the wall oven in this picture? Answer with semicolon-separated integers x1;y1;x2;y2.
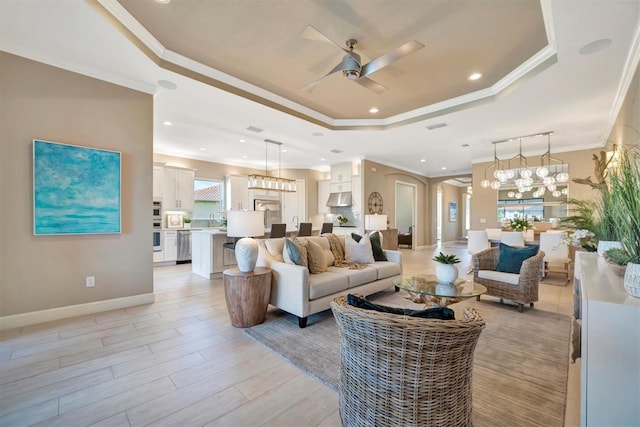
153;201;162;252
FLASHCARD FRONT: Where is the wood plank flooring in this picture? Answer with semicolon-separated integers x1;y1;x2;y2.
0;244;579;426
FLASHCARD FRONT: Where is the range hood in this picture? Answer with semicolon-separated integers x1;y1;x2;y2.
326;192;352;207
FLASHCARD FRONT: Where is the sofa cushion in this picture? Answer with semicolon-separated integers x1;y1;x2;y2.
308;271;349;300
478;269;520;285
284;237;308;268
347;294;455;320
264;238;285;262
369;261;402;280
306;239;327;274
345;234;374;264
327;266;379;288
352;232;387;262
496;243;539;274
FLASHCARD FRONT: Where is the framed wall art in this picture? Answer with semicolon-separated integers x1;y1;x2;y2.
33;139;121;235
167;213;184;229
449;202;457;222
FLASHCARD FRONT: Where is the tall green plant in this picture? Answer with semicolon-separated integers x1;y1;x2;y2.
608;150;640;264
561;198;597;232
593;188;619;242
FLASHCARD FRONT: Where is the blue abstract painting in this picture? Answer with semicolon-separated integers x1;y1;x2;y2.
33;140;121;235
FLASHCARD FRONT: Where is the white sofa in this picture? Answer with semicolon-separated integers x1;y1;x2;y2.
256;235;403;327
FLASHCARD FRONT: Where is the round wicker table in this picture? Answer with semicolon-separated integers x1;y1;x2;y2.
393;274;486;307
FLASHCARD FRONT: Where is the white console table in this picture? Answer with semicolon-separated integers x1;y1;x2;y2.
579;253;640;426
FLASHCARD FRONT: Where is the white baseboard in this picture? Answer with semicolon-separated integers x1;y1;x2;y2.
0;293;155;331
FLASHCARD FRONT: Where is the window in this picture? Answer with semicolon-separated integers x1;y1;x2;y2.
497;198;544;220
193;179;224;222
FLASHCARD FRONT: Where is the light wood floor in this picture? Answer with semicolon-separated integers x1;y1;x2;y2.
0;244;580;426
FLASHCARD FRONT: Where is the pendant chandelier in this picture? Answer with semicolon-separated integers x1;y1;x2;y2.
480;132;569;198
247;139;297;192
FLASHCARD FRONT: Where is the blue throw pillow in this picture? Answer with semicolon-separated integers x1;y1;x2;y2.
495;243;539;274
347;294;455;320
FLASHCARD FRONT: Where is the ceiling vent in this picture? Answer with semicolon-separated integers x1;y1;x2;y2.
461;143;471;147
426;122;447;130
246;126;264;133
330;149;343;154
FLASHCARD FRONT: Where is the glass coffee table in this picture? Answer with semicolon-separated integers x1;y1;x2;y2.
392;274;487;307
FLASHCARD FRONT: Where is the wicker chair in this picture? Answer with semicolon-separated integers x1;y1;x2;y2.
472;247;545;313
330;295;485;427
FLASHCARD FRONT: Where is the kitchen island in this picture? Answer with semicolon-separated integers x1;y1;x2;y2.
191;229;238;279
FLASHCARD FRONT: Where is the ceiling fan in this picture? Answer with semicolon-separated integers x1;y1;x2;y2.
301;25;424;94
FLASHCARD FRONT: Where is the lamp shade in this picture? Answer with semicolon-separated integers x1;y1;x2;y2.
227;210;265;238
365;214;387;231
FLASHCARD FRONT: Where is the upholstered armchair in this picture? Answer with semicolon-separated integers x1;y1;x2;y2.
472;246;545;313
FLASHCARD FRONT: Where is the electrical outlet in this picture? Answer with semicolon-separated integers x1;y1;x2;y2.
480;218;486;224
86;276;95;287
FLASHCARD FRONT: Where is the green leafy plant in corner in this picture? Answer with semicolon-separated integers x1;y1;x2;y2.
561;198;598;234
607;150;640;264
604;248;632;266
433;252;461;264
183;217;192;224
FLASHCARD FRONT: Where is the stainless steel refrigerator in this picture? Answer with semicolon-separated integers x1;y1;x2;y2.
254;199;281;229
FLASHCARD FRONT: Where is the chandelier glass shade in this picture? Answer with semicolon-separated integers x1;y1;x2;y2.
248;139;297;192
480;132;568;199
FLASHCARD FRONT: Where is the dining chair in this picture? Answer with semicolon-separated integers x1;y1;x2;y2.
467;230;490;273
485;228;503;241
297;222;312;237
501;231;525;247
321;222;333;234
269;223;287;238
539;232;573;282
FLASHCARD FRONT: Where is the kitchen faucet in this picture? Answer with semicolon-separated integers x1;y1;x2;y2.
209;213;215;227
292;215;299;228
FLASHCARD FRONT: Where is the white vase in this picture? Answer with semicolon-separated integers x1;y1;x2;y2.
235;237;258;273
623;262;640;298
435;283;457;296
597;240;622;255
436;263;459;284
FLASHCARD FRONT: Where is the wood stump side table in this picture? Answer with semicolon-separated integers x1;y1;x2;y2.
223;267;272;328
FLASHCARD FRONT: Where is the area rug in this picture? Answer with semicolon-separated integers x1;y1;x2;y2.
245;292;571;427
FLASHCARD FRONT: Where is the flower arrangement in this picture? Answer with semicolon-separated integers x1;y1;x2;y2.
337;215;348;225
562;229;597;252
509;214;531;232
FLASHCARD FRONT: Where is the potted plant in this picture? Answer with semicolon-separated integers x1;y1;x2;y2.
183;217;191;229
606;149;640;297
336;215;348;226
433;252;461;284
509;214;531;232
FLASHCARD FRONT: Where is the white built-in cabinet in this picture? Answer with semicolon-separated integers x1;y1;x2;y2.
329;162;353;193
318;180;330;214
226;174;249;211
283;179;306;229
164;167;195;210
164;230;177;262
153;165;164;199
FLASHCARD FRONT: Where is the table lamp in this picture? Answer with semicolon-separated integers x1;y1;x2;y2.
227;210;265;272
365;214;387;232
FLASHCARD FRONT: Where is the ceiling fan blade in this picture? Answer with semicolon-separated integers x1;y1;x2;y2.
360;40;425;78
300;60;351;93
301;25;349;54
355;77;387;94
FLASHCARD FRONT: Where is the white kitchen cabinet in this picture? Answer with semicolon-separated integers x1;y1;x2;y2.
164;230;177;261
329;182;352;193
164;167;195;210
330;163;352;183
318;180;330;214
351;175;362;213
152;250;164;263
283;179;306;229
153;165;164;199
226;174;249;211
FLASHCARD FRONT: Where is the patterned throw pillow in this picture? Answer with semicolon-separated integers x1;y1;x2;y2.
345;234;374;264
495;243;539;274
283;237;308;268
306;239;327;274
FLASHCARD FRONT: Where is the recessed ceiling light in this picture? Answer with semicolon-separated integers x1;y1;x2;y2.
369;107;379;114
281;149;287;153
320;158;326;162
154;0;171;4
199;148;206;151
312;132;324;137
441;166;447;170
579;38;612;55
468;73;483;81
162;121;172;126
157;80;177;90
420;159;426;163
239;139;245;143
242;155;247;159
